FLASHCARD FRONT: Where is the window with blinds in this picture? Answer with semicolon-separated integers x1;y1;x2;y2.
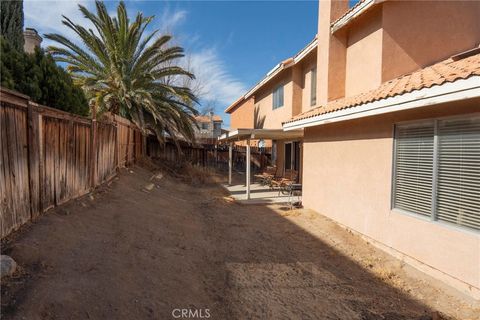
310;67;317;106
393;122;435;217
272;85;284;109
393;116;480;231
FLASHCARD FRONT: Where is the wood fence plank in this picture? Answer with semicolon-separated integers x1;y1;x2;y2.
0;106;10;237
1;90;146;238
27;103;40;217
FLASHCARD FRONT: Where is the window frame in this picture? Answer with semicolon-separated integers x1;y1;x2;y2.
391;113;480;233
272;84;284;110
310;67;317;106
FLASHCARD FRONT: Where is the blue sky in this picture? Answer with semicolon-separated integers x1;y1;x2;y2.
24;1;323;127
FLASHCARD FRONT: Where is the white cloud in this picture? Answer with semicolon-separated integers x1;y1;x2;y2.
187;48;247;107
24;0;95;47
23;0;247;116
156;8;187;33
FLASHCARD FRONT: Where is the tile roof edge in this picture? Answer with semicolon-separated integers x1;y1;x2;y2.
284;55;480;125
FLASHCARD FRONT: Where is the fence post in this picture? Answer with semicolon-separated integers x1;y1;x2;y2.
125;125;130;165
142;134;147;159
114;117;119;170
90;103;98;188
27;100;41;218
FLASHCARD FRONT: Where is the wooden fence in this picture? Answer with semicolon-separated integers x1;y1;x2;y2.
147;138;271;171
0;88;144;238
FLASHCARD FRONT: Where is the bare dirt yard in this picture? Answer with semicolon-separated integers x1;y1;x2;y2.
1;164;479;320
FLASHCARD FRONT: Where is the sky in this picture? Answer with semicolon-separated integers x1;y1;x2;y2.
23;0;321;128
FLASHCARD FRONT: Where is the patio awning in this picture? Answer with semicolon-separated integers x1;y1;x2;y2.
218;128;304;142
220;128;303;200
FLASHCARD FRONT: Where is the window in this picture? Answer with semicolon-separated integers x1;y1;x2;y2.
392;115;480;231
201;122;208;130
213;122;221;130
272;85;284;109
310;67;317;106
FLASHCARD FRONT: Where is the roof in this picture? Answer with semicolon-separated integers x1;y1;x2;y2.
285;51;480;125
218;128;304;142
224;96;246;114
331;0;379;33
224;36;318;114
194;115;222;122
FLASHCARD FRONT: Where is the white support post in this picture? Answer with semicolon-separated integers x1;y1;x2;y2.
228;142;233;185
246;140;251;200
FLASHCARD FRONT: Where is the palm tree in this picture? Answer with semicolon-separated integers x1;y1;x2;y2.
45;0;199;144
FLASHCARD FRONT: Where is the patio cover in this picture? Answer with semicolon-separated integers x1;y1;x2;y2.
218;128;304;199
219;128;303;142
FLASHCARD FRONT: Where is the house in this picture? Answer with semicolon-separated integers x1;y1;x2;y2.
193;112;223;144
224;37;318;176
282;0;480;299
23;28;42;54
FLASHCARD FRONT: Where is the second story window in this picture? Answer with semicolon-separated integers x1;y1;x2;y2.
272;85;284;109
310;67;317;106
201;122;209;130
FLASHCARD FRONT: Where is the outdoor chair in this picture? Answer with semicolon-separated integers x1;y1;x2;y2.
286;183;302;210
254;166;278;185
270;169;298;195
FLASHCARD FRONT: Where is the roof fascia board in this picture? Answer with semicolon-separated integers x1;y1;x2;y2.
331;0;377;34
244;39;317;99
244;65;286;99
283;76;480;130
293;38;318;64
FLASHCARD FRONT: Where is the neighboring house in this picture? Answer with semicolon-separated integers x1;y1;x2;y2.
194;113;223;143
282;0;480;299
23;28;42;54
225;37;317;175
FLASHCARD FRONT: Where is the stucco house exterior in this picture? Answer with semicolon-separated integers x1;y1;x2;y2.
225;37;318;176
224;0;480;299
283;0;480;299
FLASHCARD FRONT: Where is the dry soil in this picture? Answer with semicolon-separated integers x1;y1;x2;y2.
1;165;478;320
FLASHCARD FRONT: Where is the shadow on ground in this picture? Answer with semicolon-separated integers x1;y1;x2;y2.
0;165;475;320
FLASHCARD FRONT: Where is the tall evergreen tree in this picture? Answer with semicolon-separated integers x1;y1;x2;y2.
1;37;89;116
0;0;24;52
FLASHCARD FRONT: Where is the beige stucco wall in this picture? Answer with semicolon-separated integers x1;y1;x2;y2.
254;69;294;129
345;7;383;97
302;100;480;297
382;0;480;82
229;97;254;130
317;0;349;104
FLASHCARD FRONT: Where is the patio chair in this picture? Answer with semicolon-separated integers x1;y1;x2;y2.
254;166;277;185
286;183;302;210
270;169;298;195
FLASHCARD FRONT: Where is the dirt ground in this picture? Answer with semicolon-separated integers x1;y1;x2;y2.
1;165;479;320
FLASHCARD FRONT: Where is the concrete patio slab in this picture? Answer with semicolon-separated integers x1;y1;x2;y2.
223;182;297;205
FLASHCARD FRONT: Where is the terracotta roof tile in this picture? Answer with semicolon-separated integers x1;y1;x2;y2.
286;52;480;124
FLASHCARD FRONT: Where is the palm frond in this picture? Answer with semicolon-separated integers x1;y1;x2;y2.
46;0;199;143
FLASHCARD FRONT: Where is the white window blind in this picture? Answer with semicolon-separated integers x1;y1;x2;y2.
273;85;284;109
393;115;480;231
310;67;317;106
393;122;435;217
436;117;480;230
